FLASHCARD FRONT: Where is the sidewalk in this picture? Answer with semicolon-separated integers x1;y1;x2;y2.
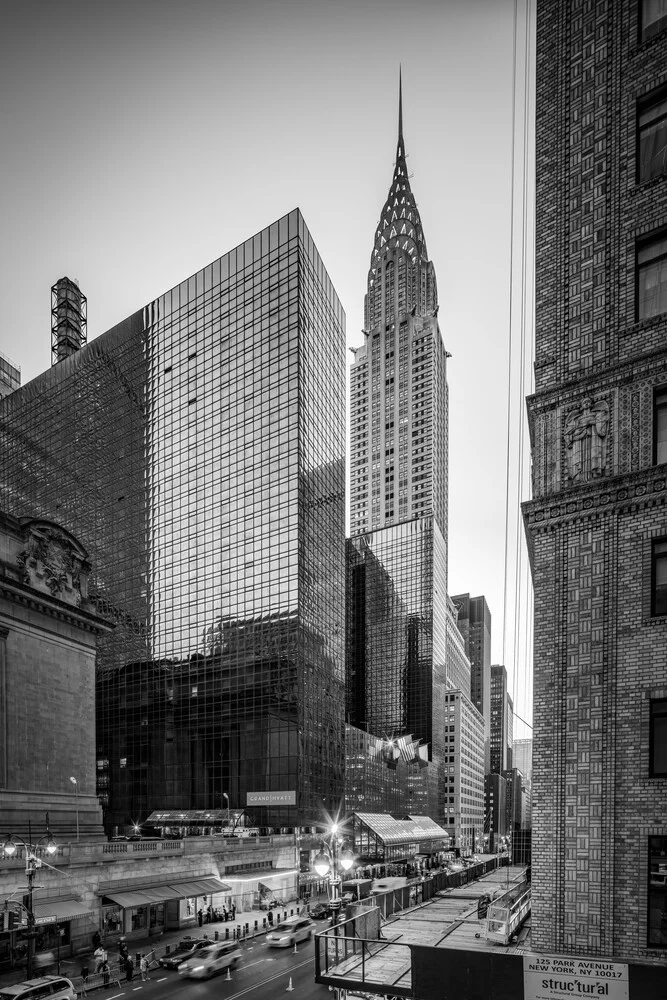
0;902;309;991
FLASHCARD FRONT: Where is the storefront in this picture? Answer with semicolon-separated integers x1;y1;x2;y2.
100;875;230;941
221;869;297;913
0;896;96;969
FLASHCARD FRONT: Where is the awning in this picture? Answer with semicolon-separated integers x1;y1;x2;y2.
32;899;94;921
169;878;230;897
104;876;230;909
105;890;161;907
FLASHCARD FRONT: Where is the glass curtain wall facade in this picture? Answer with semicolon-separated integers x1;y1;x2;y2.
0;209;346;832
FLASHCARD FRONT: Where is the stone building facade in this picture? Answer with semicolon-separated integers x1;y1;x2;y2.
523;1;667;960
0;511;109;839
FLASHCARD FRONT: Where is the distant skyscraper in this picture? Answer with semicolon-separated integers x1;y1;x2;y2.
523;1;667;959
0;209;347;833
0;351;20;399
513;737;532;783
346;79;482;844
489;664;509;775
452;593;492;771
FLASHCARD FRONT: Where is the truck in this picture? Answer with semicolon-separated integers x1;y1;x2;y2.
341;878;373;902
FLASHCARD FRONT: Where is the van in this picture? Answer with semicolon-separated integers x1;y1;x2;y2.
0;977;76;1000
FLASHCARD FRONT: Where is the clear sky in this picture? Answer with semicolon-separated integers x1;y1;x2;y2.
0;0;534;735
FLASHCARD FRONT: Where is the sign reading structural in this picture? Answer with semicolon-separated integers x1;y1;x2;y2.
246;791;296;805
524;955;628;1000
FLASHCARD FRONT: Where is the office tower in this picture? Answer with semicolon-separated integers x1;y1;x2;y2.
346;80;482;833
512;737;532;784
489;665;509;775
523;2;667;958
0;209;347;833
506;691;514;771
452;593;492;771
0;351;20;399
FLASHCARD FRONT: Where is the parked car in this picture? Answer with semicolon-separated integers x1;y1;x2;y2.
0;976;76;1000
159;937;209;970
310;902;331;920
265;916;314;948
177;941;241;979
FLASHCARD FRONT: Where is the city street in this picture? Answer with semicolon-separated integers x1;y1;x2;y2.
77;938;332;1000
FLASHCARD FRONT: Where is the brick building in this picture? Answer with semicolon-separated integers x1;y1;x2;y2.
523;0;667;959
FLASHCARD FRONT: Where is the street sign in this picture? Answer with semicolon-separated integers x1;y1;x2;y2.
34;915;57;925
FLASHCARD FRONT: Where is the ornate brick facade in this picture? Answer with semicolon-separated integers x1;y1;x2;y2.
524;1;667;959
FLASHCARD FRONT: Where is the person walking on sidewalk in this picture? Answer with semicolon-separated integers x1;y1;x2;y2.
124;956;134;983
140;955;148;982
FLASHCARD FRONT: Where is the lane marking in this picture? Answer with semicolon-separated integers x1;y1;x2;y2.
220;957;314;999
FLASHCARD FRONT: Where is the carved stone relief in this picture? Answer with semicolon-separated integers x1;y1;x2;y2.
17;524;87;606
563;396;610;484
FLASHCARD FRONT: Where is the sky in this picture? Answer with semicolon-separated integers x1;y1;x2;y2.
0;0;534;736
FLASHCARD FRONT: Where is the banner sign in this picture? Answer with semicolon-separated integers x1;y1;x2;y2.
246;791;296;805
524;955;629;1000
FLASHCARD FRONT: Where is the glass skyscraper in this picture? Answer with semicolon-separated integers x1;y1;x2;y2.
0;209;346;832
346;82;483;839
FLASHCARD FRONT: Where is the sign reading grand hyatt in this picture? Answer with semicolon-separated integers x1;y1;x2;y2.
246;791;296;805
524;955;628;1000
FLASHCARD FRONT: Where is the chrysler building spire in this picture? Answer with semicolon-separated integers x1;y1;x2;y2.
364;73;437;330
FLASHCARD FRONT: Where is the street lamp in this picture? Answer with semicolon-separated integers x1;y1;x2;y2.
69;777;79;841
313;824;355;926
3;831;58;979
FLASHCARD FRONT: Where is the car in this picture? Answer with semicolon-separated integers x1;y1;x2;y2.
310;902;331;920
0;976;76;1000
265;916;314;948
158;937;210;969
177;941;241;979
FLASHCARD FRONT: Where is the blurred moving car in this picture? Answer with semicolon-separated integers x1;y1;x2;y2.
159;937;209;970
310;902;331;920
177;941;241;978
265;916;314;948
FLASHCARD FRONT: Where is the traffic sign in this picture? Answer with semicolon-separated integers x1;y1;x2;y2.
34;915;57;925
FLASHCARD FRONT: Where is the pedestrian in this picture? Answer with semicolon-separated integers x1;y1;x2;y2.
197;908;203;927
140;955;148;981
231;903;236;920
222;905;228;922
94;946;106;973
118;938;128;962
267;909;273;927
92;930;102;950
101;961;110;988
124;956;134;983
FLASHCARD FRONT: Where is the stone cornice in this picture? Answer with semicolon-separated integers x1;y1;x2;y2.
527;344;667;412
523;465;667;536
0;577;114;636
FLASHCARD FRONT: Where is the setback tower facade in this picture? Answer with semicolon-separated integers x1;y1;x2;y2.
346;82;482;837
523;1;667;959
0;209;347;833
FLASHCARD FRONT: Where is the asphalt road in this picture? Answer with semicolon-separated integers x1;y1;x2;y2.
99;936;333;1000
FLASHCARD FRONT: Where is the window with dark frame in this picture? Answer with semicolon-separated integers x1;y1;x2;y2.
654;386;667;465
641;0;667;42
648;834;667;948
637;233;667;320
638;89;667;183
651;698;667;776
652;539;667;616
